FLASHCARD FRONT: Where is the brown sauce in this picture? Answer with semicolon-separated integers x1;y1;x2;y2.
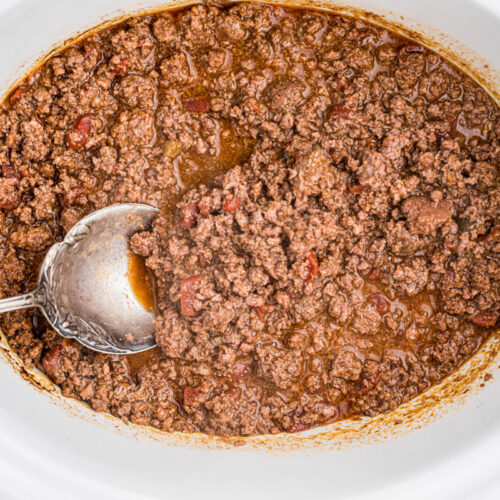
127;252;156;314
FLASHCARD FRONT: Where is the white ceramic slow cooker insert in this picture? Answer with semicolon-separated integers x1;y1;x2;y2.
0;1;498;499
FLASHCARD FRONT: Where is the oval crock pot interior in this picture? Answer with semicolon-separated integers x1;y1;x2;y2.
0;0;498;498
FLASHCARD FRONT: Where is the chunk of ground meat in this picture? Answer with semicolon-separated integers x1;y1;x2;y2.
267;81;303;112
255;345;303;389
11;224;53;252
159;53;194;86
114;75;157;109
21;119;49;161
402;196;454;235
352;305;382;335
293;147;336;197
328;293;352;323
357;151;390;190
153;15;178;43
392;256;429;296
0;177;20;210
329;350;363;381
111;110;155;147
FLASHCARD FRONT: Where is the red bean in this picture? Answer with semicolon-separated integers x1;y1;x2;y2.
471;312;498;328
42;345;63;379
180;275;204;317
113;58;129;76
223;195;241;212
9;85;27;104
183;386;199;406
65;115;92;150
330;105;367;123
0;192;19;210
184;99;211;113
367;293;390;314
330;105;352;118
306;251;319;283
1;164;19;178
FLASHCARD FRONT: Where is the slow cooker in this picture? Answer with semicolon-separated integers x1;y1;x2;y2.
0;0;498;498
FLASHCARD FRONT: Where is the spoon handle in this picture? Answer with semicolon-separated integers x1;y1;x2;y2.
0;289;44;314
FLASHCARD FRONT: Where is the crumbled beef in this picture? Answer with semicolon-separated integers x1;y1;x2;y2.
402;196;454;235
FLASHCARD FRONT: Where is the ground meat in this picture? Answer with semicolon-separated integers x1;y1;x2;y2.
329;350;363;381
0;176;20;209
0;4;497;438
293;147;336;197
351;305;382;335
402;196;454;235
153;14;178;44
255;345;303;389
159;53;194;86
357;150;390;190
111;110;155;147
391;257;430;296
114;75;157;109
11;224;53;252
266;81;304;112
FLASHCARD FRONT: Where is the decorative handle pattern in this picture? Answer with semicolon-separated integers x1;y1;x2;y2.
0;288;45;314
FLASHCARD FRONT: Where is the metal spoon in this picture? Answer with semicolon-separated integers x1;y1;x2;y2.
0;203;159;354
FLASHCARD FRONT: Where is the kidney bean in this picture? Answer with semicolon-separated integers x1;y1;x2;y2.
367;293;390;314
330;105;368;123
306;251;319;283
223;195;241;212
42;345;63;380
113;58;129;76
1;164;19;178
65;115;92;150
471;312;498;328
183;386;200;406
184;99;211;113
180;275;204;317
0;192;19;210
9;85;27;104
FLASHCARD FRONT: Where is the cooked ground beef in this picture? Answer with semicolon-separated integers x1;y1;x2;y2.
0;3;498;437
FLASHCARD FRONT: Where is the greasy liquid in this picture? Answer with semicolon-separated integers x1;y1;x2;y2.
125;253;160;377
127;252;156;314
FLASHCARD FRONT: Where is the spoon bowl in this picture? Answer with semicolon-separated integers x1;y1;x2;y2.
0;203;159;354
